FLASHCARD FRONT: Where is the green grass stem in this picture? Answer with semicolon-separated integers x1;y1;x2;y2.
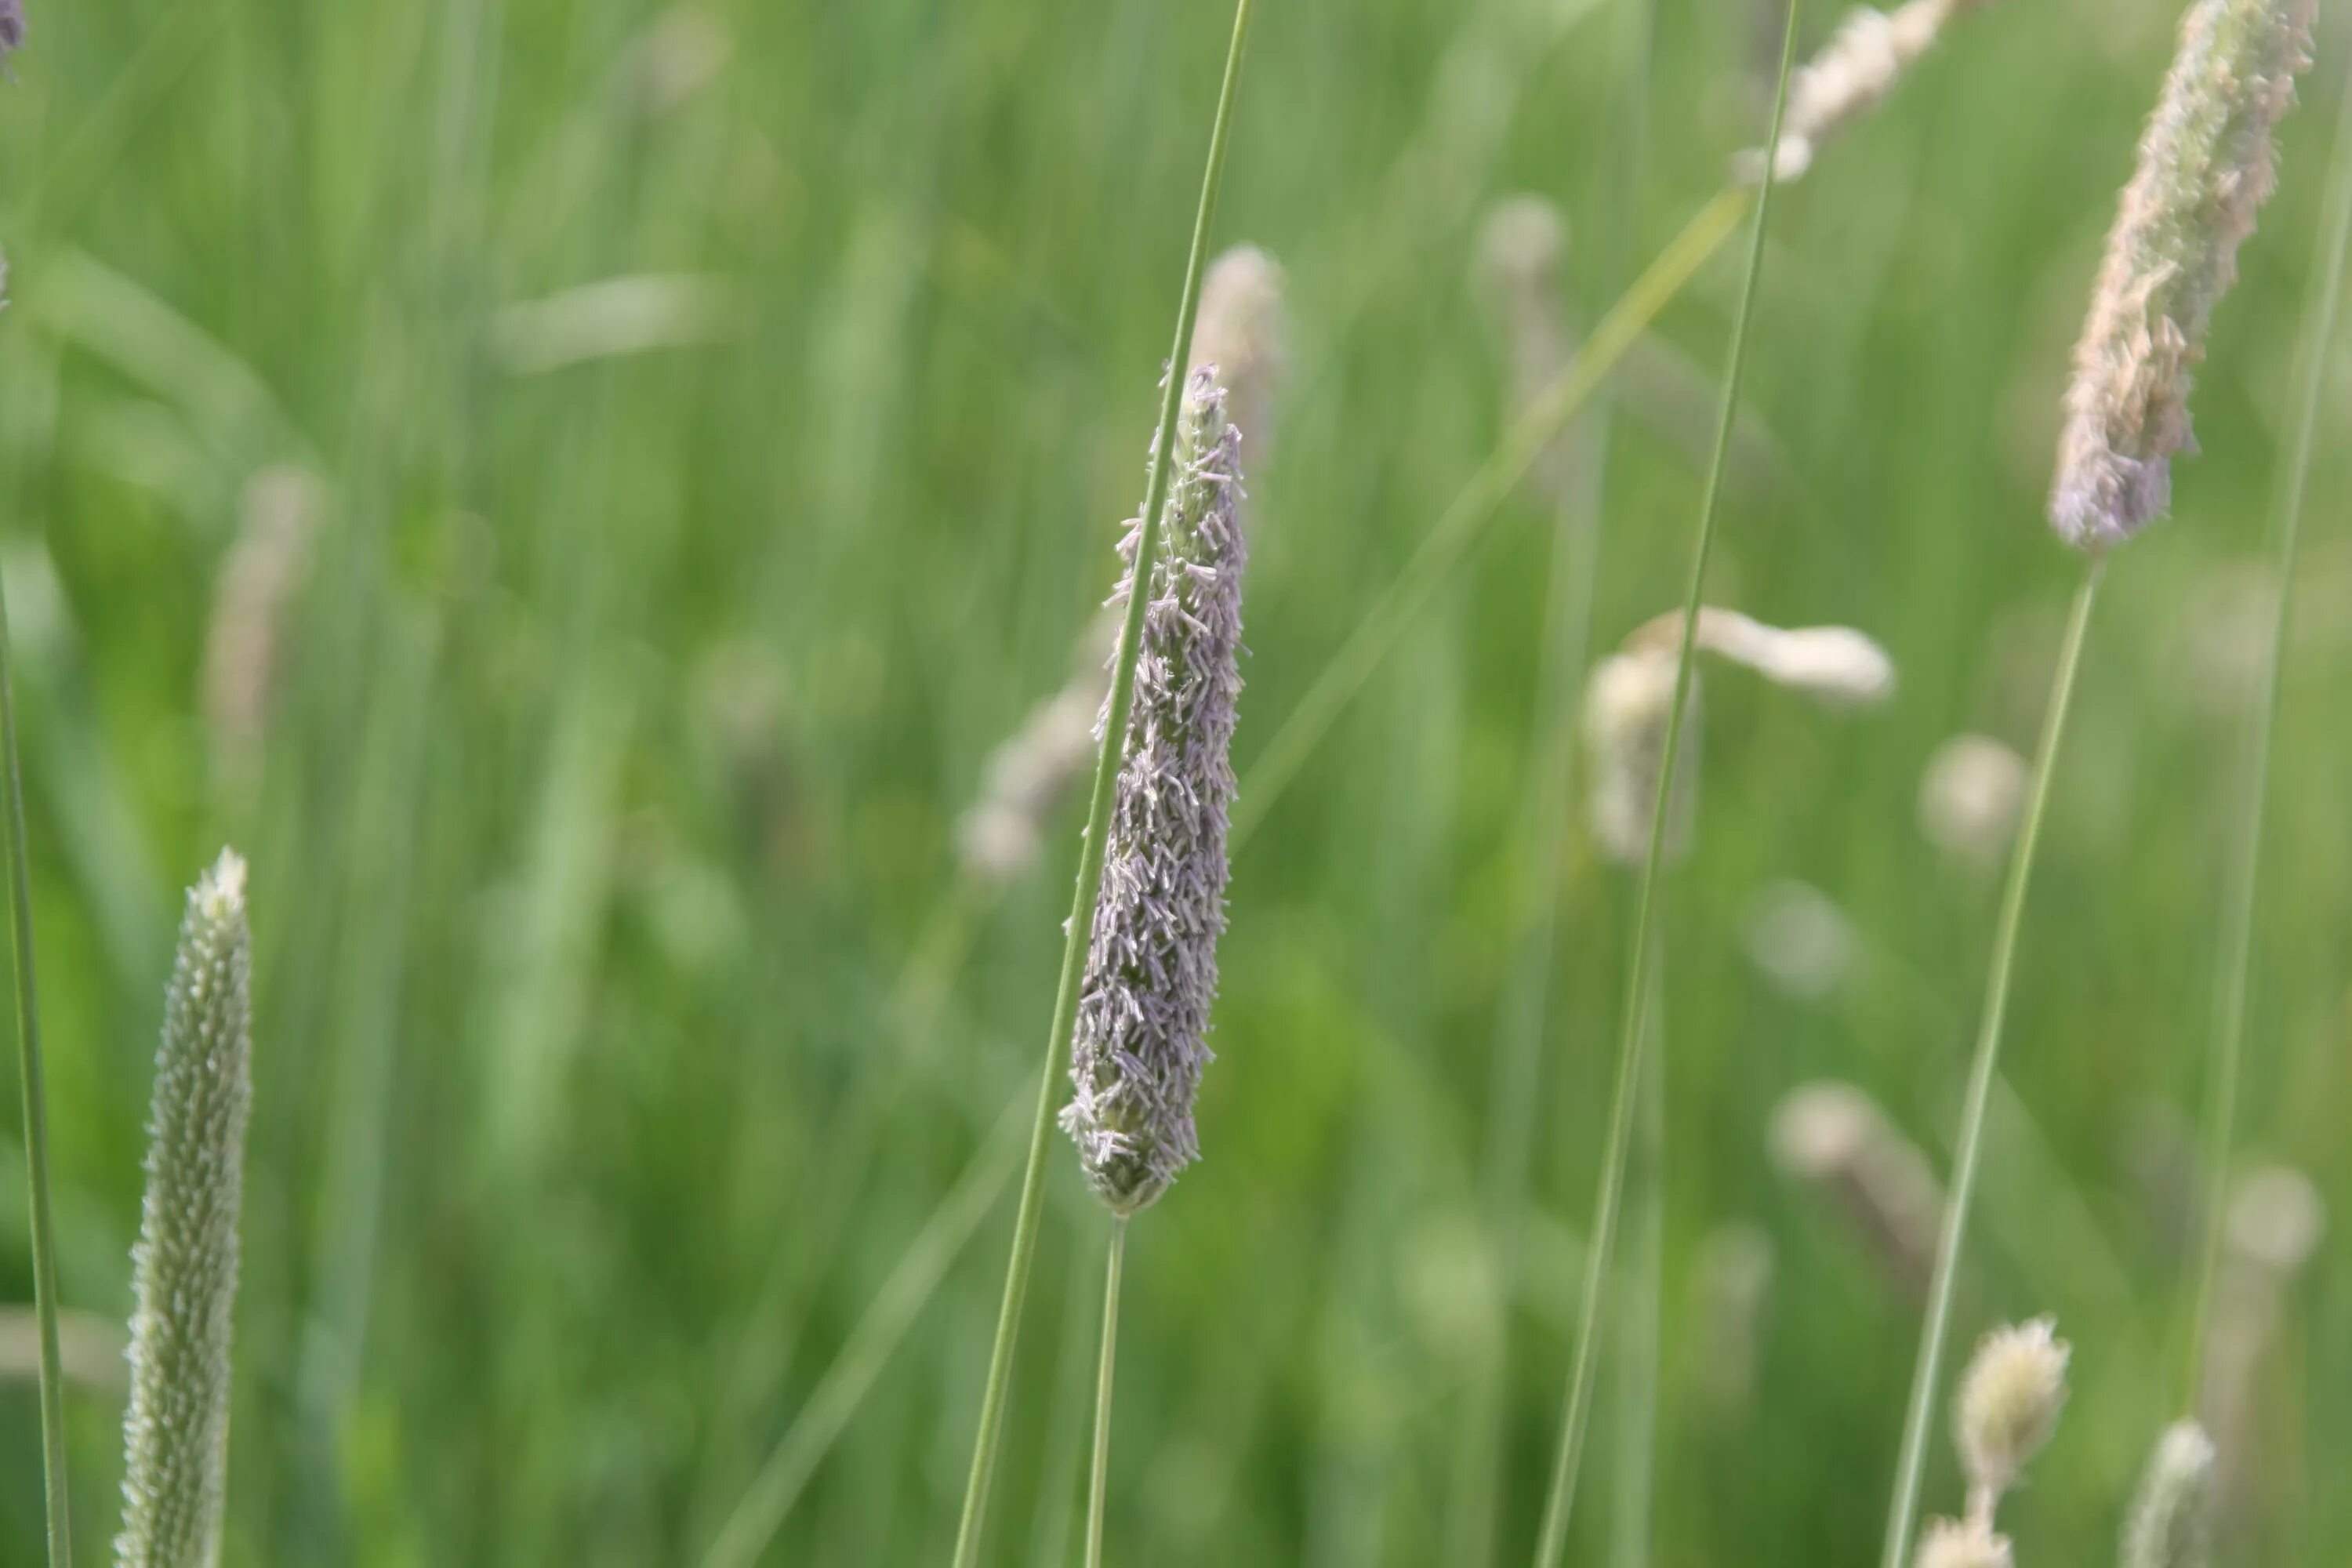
0;551;71;1567
1082;1218;1128;1568
1610;950;1665;1568
1445;5;1655;1559
1529;5;1799;1560
1877;561;2103;1568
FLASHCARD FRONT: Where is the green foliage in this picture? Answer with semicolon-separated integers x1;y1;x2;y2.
0;1;2344;1565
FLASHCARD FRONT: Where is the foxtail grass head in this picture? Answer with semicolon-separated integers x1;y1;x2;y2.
204;466;320;781
2122;1421;2216;1568
1585;608;1894;865
1188;246;1287;463
1740;0;2002;183
1476;196;1579;498
2050;0;2316;550
1584;646;1703;866
959;675;1107;887
118;849;255;1568
1955;1316;2071;1502
1915;1517;2015;1568
1918;733;2029;869
1060;366;1247;1215
1770;1081;1943;1296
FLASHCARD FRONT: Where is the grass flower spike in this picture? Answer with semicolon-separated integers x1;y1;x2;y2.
949;5;1256;1556
1742;0;2002;182
1584;648;1701;866
1903;1314;2065;1568
118;850;255;1568
1955;1316;2069;1504
1586;608;1894;863
2121;1422;2216;1568
1631;606;1896;704
1061;367;1247;1216
1187;245;1287;463
960;659;1110;887
1915;1517;2014;1568
2050;0;2316;548
1476;197;1579;497
1771;1082;1943;1295
1918;735;2028;867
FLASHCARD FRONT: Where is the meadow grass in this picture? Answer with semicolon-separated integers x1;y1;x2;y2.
0;1;2346;1565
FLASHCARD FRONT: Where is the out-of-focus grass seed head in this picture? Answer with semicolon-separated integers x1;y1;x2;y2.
1954;1316;2071;1500
1744;0;2004;182
1915;1516;2015;1568
2050;0;2317;549
2122;1421;2217;1568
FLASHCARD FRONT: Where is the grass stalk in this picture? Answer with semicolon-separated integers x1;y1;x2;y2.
2180;65;2352;1411
1610;950;1666;1568
947;5;1257;1561
1530;5;1802;1561
1446;7;1656;1562
1877;561;2103;1568
1025;1243;1102;1568
1230;180;1748;849
1082;1219;1129;1568
0;551;72;1568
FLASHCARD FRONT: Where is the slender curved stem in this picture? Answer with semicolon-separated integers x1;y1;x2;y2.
2180;67;2352;1414
1530;6;1802;1562
1610;946;1666;1568
947;5;1257;1562
1878;562;2103;1568
1023;1243;1102;1568
1083;1220;1128;1568
0;551;72;1568
1446;5;1656;1559
1230;181;1748;850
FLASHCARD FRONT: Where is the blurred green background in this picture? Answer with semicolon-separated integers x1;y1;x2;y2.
0;0;2345;1562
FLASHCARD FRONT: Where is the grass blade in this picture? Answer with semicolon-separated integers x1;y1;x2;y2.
0;544;72;1566
1530;2;1802;1559
1447;5;1657;1559
1081;1219;1128;1568
1877;562;2103;1568
1610;952;1666;1568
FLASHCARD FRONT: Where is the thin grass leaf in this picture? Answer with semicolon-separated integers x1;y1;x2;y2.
1876;567;2102;1568
1530;4;1804;1559
0;470;73;1568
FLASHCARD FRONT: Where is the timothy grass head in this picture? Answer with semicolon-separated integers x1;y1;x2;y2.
118;850;255;1568
2050;0;2316;548
1061;367;1249;1216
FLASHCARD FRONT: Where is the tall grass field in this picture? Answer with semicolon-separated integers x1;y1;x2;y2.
0;0;2347;1564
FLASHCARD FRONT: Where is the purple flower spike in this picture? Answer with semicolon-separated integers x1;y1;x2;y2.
1061;366;1247;1216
